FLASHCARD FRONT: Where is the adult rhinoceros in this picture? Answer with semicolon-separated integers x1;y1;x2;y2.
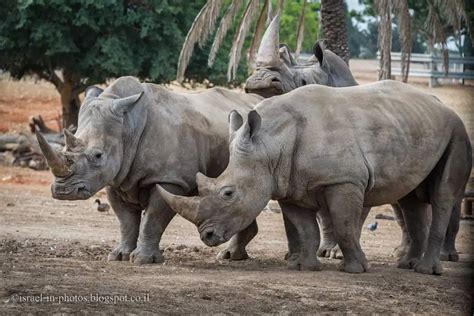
244;15;358;99
159;80;471;275
36;76;262;264
242;15;462;262
243;14;364;260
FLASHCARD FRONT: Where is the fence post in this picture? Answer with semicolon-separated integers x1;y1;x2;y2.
429;53;437;88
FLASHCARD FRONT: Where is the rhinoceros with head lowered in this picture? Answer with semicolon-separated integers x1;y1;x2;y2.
36;76;263;264
159;80;471;275
243;15;462;263
244;15;358;98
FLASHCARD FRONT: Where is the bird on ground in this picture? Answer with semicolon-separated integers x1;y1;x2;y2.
95;199;110;214
367;222;378;231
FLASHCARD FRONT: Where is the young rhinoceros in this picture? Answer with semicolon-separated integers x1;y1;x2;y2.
159;80;471;275
36;76;262;264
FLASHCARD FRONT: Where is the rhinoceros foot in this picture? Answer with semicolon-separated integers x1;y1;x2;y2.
107;244;135;262
414;259;443;275
392;242;409;259
217;247;249;261
339;256;370;274
130;245;164;265
317;241;343;259
287;253;321;271
440;248;459;262
396;256;421;269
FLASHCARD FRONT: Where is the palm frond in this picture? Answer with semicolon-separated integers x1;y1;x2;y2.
208;0;243;68
176;0;222;82
248;0;271;72
425;0;448;73
227;0;259;82
277;0;285;13
435;0;467;33
267;0;273;25
294;0;307;60
393;0;411;83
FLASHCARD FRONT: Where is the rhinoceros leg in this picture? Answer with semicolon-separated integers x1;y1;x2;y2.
392;203;411;259
325;183;369;273
279;202;321;271
281;206;302;260
217;220;258;260
106;187;142;262
440;200;461;262
396;193;430;270
414;136;469;275
316;208;342;259
130;184;180;265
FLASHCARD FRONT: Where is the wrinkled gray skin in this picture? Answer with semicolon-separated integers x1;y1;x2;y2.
243;15;461;262
244;14;360;260
160;81;471;275
36;76;262;264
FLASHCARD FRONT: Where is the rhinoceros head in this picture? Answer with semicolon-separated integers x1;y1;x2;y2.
36;87;143;200
158;110;272;247
244;14;346;98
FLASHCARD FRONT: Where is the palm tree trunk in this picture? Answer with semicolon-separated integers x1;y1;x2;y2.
319;0;350;64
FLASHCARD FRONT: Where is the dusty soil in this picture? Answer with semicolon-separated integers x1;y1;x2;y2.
0;63;473;314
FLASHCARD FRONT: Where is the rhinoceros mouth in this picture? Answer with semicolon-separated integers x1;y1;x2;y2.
51;182;92;200
245;86;283;99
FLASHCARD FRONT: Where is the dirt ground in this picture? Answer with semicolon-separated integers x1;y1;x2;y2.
0;61;473;314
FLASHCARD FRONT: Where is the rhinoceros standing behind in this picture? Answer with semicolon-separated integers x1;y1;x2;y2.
36;76;262;264
159;80;471;275
244;15;357;98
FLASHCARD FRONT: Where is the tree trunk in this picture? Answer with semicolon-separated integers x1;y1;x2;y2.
376;0;392;80
319;0;350;64
60;71;82;129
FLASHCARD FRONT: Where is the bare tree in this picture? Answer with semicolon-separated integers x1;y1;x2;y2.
376;0;392;80
294;0;307;60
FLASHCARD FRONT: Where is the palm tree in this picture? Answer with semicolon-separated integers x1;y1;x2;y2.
176;0;323;83
376;0;468;82
319;0;350;64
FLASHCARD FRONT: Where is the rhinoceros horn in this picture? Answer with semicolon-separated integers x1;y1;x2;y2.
157;185;201;224
256;14;280;68
35;131;70;177
64;128;84;151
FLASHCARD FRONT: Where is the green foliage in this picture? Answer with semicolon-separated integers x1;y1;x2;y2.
187;0;320;86
279;0;320;52
0;0;206;87
359;0;473;56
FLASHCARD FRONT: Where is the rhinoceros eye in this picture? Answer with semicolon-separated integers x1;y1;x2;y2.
220;187;235;200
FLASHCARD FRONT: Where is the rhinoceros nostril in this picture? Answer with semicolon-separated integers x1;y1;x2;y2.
205;230;214;242
200;228;222;247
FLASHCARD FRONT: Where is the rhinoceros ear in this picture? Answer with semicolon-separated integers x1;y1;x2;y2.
240;110;261;141
229;110;243;134
313;41;325;65
112;92;144;115
84;86;103;99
